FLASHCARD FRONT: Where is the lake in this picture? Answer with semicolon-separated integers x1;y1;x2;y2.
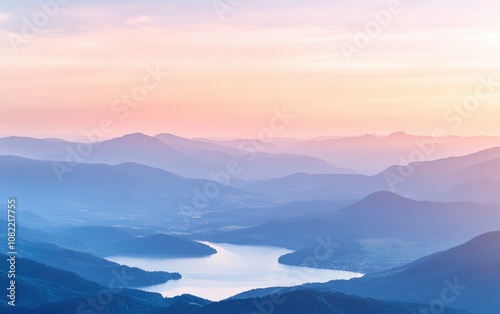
107;242;363;301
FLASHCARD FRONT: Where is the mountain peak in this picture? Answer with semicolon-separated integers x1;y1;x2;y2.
109;133;167;146
338;191;417;215
119;132;153;140
361;191;411;202
155;132;184;139
385;131;411;139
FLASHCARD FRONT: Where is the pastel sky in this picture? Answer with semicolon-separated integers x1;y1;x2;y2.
1;0;499;139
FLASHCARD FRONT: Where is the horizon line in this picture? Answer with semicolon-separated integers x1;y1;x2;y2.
0;131;499;143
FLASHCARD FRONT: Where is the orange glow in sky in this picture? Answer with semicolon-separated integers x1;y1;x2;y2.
0;0;499;139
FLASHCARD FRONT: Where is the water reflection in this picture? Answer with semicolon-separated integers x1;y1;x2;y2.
107;242;363;301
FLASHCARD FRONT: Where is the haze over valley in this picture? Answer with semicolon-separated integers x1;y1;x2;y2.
1;0;499;312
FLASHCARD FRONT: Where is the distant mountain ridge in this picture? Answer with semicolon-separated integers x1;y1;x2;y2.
202;132;500;174
0;155;270;226
0;133;354;180
230;146;500;203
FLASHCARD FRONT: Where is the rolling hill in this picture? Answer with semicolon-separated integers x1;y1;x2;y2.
100;234;217;257
197;192;500;272
195;289;466;314
0;155;269;228
234;231;500;314
0;254;209;313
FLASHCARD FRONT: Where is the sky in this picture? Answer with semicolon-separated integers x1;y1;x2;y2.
0;0;499;140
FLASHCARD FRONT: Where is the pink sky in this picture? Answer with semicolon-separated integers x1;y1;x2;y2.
0;0;499;139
